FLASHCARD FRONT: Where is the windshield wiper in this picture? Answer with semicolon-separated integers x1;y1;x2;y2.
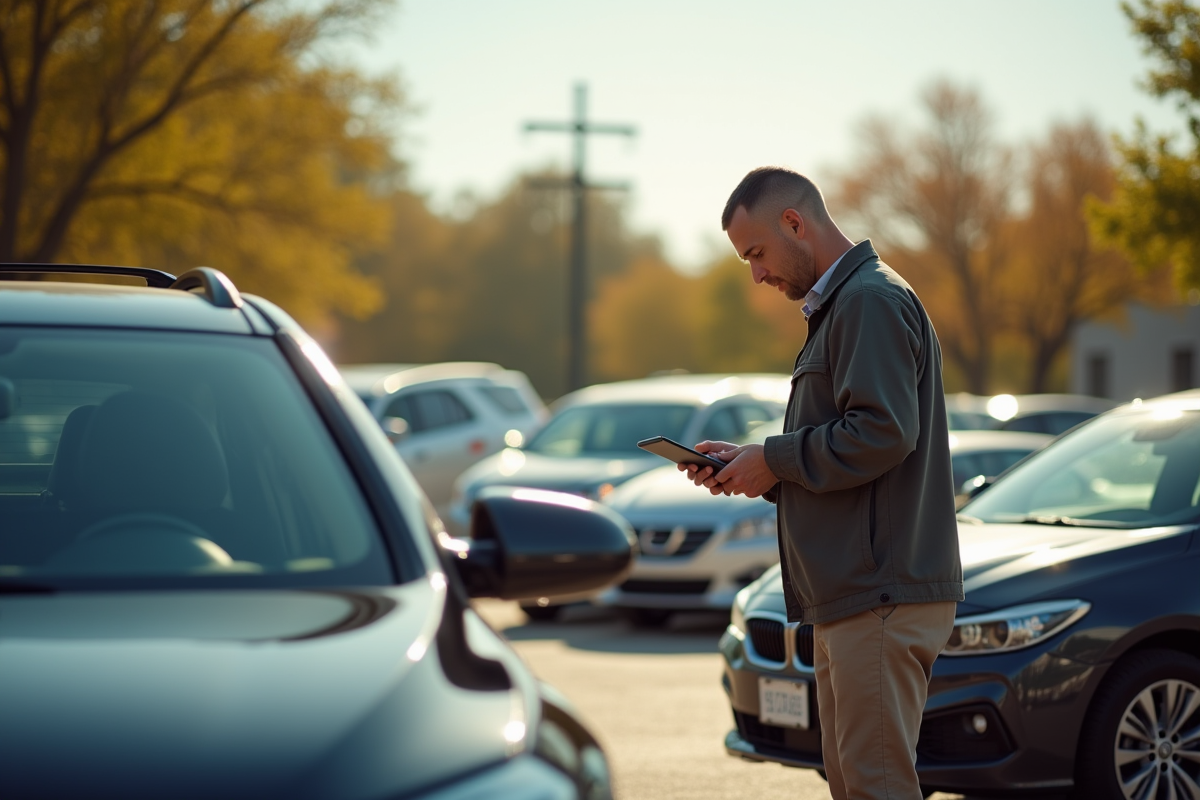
956;513;984;525
1018;514;1128;528
0;580;57;594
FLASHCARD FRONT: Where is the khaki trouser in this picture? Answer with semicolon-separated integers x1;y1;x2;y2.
813;601;957;800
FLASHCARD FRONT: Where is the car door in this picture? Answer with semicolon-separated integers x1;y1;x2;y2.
383;387;487;509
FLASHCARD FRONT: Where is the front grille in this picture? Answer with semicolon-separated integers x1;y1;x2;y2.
636;527;713;557
747;618;786;662
916;705;1014;763
619;579;710;595
794;625;814;667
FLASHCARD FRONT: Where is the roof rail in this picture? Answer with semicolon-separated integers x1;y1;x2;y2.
0;262;176;287
0;262;243;309
171;267;242;309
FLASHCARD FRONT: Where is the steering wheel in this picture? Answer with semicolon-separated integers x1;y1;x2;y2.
41;513;233;574
77;512;212;541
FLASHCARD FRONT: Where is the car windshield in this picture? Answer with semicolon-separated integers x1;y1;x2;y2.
963;407;1200;528
525;403;696;457
0;327;392;588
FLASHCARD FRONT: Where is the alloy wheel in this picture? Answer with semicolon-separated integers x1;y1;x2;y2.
1114;678;1200;800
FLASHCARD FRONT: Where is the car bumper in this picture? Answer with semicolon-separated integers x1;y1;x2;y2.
720;623;1095;795
597;537;777;610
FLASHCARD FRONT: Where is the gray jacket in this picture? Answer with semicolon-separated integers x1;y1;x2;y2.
763;240;963;625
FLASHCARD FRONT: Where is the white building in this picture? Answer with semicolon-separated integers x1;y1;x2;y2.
1071;303;1200;402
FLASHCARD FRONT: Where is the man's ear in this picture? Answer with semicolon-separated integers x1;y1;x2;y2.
780;207;805;238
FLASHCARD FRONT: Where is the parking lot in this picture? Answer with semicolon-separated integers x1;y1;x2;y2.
474;600;1048;800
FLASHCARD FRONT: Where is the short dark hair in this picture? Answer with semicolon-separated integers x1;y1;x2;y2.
721;167;828;230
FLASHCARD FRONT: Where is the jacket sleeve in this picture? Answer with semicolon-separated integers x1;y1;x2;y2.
764;286;921;493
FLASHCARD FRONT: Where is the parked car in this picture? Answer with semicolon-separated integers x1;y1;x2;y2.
340;362;547;519
948;429;1053;507
596;421;1051;626
449;374;787;618
720;389;1200;798
0;264;633;800
987;392;1118;435
944;392;995;431
448;373;787;527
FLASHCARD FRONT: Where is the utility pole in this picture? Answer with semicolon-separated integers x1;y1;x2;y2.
524;83;635;392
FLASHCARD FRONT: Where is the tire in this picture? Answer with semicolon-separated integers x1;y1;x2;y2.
520;603;562;622
1074;648;1200;800
622;607;671;628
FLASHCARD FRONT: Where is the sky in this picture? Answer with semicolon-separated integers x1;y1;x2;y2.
344;0;1183;271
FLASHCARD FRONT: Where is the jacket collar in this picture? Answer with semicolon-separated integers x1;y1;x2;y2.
816;239;878;303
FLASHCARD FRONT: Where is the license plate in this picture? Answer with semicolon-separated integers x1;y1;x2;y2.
758;676;809;729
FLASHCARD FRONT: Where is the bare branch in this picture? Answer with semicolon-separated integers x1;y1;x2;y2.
105;0;268;154
30;0;270;261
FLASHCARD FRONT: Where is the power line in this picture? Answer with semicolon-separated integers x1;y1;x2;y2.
524;83;635;392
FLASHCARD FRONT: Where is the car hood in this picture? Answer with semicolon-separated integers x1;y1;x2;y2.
458;448;657;497
605;464;766;519
0;581;523;799
742;522;1197;618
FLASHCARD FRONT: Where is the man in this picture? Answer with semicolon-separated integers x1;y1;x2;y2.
682;167;963;800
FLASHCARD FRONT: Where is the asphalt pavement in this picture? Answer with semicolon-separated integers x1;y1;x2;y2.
472;600;1024;800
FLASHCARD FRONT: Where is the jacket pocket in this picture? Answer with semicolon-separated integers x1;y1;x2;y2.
861;481;878;572
791;358;828;382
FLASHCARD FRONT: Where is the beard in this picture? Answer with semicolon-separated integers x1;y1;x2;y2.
773;237;817;302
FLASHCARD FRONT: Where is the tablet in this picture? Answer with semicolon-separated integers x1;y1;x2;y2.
636;435;729;472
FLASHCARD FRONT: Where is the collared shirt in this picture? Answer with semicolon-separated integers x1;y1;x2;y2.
802;247;852;320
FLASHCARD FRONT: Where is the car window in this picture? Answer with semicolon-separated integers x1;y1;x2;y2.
964;409;1200;527
1000;411;1095;436
999;414;1049;434
699;407;741;443
737;403;775;433
526;403;695;457
477;385;530;416
951;449;1035;489
0;328;393;586
947;410;993;430
385;389;474;433
1044;411;1094;435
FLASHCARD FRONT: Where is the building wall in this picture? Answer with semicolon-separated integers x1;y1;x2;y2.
1071;304;1200;402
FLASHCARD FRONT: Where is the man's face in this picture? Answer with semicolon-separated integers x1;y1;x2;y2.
725;205;817;302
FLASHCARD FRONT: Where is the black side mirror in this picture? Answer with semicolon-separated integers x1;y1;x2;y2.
450;487;634;600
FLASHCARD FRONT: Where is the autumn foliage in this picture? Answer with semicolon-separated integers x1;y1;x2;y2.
1;2;1178;399
0;0;399;330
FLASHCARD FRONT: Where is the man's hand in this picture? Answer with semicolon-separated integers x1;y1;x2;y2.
678;440;736;493
678;441;777;497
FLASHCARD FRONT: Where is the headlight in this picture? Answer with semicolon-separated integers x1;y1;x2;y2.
730;585;751;633
942;599;1090;656
728;511;777;541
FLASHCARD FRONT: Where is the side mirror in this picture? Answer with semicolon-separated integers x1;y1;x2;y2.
382;416;410;444
450;487;635;600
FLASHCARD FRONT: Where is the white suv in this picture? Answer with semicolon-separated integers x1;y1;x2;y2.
340;362;548;518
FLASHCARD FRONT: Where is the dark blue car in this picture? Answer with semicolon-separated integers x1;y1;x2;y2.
721;389;1200;799
0;264;634;800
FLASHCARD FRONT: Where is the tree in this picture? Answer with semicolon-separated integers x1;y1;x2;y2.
333;171;663;398
1006;120;1172;392
0;0;400;328
1011;122;1112;393
590;254;702;380
1089;0;1200;292
832;81;1014;394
